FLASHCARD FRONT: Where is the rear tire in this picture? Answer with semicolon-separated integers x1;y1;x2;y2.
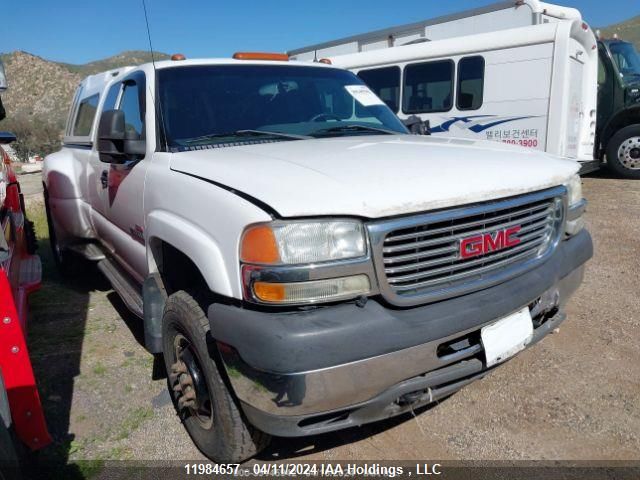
162;290;270;463
606;125;640;179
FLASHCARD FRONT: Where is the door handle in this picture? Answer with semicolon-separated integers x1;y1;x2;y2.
100;170;108;189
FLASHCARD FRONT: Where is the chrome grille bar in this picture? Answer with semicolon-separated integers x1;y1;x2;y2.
383;206;553;254
387;233;548;283
385;202;551;243
383;216;552;266
390;247;542;291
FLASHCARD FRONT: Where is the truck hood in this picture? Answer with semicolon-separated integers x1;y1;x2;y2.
169;135;579;218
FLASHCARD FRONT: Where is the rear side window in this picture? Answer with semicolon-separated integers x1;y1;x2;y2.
403;60;454;113
357;67;401;113
65;87;82;136
72;94;99;136
457;56;484;110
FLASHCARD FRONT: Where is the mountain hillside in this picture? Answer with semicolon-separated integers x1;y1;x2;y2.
598;15;640;49
0;50;169;128
59;50;170;77
0;51;80;128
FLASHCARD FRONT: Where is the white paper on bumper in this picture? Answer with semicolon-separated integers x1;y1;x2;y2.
481;307;534;368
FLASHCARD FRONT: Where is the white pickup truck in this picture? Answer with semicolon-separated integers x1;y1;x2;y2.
44;54;592;462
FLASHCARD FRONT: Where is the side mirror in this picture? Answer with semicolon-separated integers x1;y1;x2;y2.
402;116;431;135
0;131;16;145
98;110;146;163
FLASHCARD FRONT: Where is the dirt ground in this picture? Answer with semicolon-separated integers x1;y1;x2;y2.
17;170;640;477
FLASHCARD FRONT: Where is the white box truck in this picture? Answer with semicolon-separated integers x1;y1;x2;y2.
289;1;601;173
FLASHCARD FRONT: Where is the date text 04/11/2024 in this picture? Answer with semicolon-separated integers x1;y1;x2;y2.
183;463;443;476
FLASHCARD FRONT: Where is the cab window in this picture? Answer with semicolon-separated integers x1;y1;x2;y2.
457;56;484;110
357;67;401;113
403;60;454;113
72;94;100;136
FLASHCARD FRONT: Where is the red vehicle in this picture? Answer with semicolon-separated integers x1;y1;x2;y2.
0;133;51;478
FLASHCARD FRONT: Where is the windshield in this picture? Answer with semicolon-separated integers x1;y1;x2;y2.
609;42;640;82
157;64;408;150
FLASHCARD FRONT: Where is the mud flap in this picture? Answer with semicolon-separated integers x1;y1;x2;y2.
143;273;167;354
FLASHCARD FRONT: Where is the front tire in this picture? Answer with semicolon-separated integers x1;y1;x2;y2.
606;125;640;179
162;291;270;463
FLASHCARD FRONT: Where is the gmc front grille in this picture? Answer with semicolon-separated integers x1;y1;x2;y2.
367;187;566;307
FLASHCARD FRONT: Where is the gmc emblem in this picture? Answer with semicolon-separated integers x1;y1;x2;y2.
459;226;522;259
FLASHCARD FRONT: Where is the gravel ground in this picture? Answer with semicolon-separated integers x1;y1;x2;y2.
18;170;640;476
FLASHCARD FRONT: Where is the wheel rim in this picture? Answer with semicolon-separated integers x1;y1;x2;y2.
170;332;214;429
617;136;640;170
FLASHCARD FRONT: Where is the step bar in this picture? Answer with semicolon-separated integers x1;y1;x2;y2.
97;257;143;318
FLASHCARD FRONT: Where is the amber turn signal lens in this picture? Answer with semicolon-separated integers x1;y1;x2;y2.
240;225;280;264
252;275;371;305
253;282;286;302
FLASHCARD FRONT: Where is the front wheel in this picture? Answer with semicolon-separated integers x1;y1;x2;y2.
606;125;640;179
162;291;270;463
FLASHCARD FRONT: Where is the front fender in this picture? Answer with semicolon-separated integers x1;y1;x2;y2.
146;210;234;298
601;105;640;147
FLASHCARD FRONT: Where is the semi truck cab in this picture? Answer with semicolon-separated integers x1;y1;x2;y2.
596;38;640;177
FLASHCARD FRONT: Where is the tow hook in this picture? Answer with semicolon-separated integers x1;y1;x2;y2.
397;388;433;407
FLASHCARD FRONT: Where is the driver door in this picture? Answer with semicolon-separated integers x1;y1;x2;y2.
597;47;615;133
90;73;149;282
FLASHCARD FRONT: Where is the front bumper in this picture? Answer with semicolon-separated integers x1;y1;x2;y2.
209;230;592;437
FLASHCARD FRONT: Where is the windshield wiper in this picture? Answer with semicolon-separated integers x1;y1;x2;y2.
311;124;399;137
185;129;311;144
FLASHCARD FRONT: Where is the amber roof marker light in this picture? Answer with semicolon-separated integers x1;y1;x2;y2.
171;53;186;61
232;52;289;61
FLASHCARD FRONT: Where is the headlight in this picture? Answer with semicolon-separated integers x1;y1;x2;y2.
566;174;583;208
240;220;366;265
240;220;372;305
565;174;586;236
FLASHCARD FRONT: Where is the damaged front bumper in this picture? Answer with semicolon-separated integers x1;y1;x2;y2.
208;230;592;437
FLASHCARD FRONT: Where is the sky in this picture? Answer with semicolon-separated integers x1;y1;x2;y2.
1;0;637;64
